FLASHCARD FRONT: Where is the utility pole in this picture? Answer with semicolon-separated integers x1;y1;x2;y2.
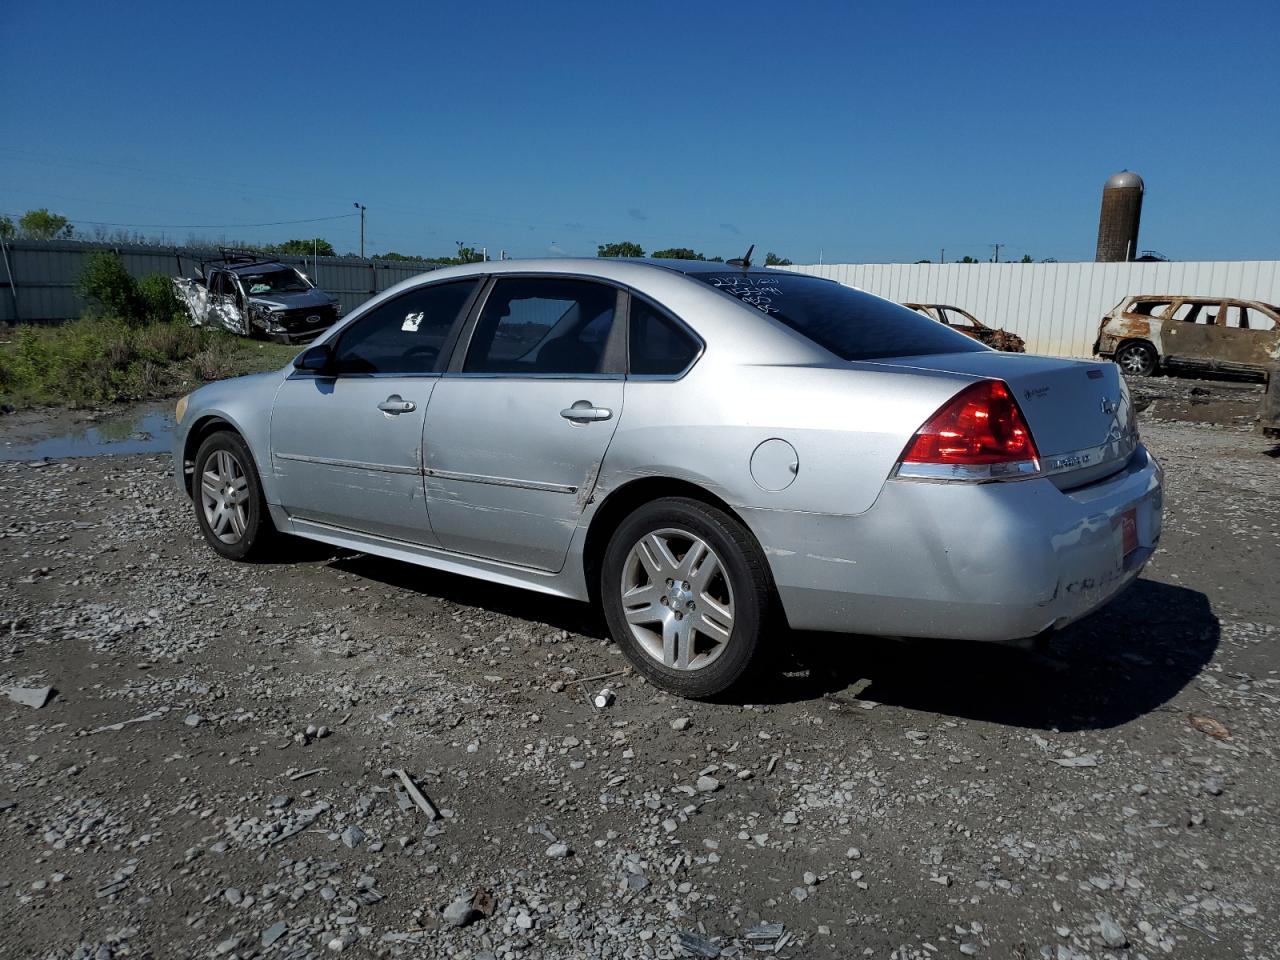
353;202;366;258
940;248;945;264
991;242;1004;263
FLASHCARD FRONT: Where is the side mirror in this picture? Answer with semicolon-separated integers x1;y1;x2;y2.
293;344;334;373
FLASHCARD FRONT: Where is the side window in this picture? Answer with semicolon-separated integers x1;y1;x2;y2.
1245;307;1277;332
1169;302;1209;324
1128;300;1171;318
629;297;700;376
1220;305;1246;328
333;280;477;375
464;277;618;375
939;307;979;332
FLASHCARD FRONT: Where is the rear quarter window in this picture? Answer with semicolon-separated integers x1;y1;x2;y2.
693;273;984;361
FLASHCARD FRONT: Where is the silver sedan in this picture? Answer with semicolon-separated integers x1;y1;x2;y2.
173;258;1163;698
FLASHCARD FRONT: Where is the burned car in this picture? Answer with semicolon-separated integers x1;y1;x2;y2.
173;252;342;343
1094;295;1280;378
1261;363;1280;439
904;303;1026;352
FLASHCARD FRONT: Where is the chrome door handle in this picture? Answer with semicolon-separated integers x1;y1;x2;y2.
377;395;416;414
560;401;612;423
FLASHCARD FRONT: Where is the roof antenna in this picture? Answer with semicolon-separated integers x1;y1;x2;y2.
727;244;754;269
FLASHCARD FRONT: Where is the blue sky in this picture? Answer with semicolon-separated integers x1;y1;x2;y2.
3;1;1278;263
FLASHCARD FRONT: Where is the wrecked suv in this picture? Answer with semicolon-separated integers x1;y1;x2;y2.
173;253;342;343
1094;295;1280;378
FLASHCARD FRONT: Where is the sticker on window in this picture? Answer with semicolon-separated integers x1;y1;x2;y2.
401;312;423;332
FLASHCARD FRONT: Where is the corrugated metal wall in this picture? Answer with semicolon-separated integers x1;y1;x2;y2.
0;240;444;323
781;261;1280;357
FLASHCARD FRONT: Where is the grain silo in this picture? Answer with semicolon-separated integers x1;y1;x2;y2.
1095;170;1144;262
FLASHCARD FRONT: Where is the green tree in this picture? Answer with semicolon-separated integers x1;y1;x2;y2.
651;247;706;260
78;251;141;323
597;241;644;258
959;255;980;264
764;252;793;266
269;238;336;257
0;215;14;240
19;208;74;240
136;274;183;324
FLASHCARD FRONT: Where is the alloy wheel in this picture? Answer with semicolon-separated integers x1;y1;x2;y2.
619;528;735;671
200;450;250;544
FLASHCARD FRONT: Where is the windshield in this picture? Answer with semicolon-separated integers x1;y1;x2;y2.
693;272;986;361
239;268;310;296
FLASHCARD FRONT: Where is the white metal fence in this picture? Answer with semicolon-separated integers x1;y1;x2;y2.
781;260;1280;357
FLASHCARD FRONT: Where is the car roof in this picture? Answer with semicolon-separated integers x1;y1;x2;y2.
227;261;292;274
413;257;808;283
1127;294;1280;310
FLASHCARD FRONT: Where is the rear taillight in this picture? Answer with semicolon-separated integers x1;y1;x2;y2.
896;379;1040;481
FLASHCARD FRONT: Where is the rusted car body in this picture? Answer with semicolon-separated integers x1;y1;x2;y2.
1093;295;1280;378
904;303;1025;352
1260;363;1280;439
173;253;342;343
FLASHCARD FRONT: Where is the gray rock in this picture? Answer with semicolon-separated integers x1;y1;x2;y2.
676;931;719;958
1097;912;1127;948
443;894;480;928
6;686;53;709
695;775;721;793
183;713;203;727
340;825;366;848
261;921;288;947
671;717;692;731
625;872;650;892
546;842;571;858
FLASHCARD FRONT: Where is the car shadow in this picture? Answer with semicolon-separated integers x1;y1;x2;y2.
314;552;1217;733
743;579;1219;732
323;551;609;639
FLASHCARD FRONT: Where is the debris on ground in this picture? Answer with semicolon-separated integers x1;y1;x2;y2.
0;411;1276;958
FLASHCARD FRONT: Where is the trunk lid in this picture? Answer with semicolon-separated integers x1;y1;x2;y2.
873;351;1138;484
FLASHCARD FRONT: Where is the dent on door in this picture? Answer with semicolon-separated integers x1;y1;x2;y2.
421;379;624;571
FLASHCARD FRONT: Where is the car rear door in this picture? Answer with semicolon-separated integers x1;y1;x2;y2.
269;279;480;544
421;275;625;571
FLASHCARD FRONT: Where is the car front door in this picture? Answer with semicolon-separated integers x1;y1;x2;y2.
421;276;625;571
1160;299;1226;368
210;271;249;335
269;279;480;545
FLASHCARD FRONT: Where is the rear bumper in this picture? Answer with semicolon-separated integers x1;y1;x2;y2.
745;446;1163;642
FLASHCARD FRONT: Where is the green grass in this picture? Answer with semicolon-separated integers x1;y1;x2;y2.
0;317;300;410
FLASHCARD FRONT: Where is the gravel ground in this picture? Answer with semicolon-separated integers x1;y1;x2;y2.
1;386;1277;960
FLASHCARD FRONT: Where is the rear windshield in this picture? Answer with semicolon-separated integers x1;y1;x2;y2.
692;272;986;361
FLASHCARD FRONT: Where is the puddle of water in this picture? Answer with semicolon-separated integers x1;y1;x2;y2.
0;407;176;461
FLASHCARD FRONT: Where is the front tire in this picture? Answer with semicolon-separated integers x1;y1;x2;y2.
1115;341;1158;377
601;497;773;699
192;431;277;561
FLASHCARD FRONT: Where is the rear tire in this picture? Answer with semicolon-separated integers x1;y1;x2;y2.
601;497;773;699
1115;341;1158;377
192;431;278;561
